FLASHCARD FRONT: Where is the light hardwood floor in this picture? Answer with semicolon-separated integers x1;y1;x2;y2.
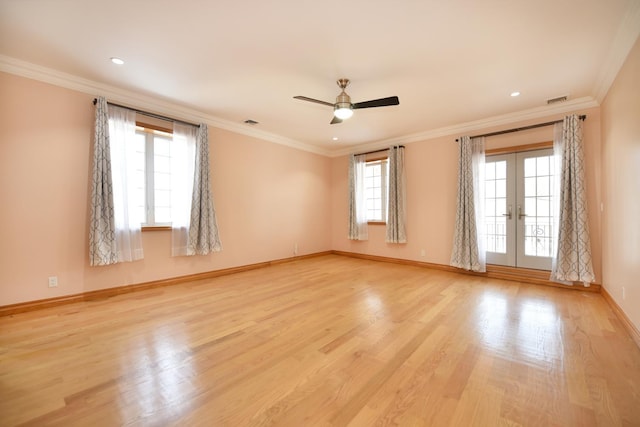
1;255;639;426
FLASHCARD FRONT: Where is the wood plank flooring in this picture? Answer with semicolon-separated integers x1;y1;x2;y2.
1;254;639;426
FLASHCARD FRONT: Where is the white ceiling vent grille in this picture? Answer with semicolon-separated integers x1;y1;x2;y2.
546;95;568;105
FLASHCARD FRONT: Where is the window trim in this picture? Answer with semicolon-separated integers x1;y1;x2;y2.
485;141;552;156
136;120;172;134
141;226;171;232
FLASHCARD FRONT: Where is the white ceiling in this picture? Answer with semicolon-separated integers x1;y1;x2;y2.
1;0;639;155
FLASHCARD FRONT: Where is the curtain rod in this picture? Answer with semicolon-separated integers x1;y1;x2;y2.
354;145;405;157
92;98;199;128
455;114;586;141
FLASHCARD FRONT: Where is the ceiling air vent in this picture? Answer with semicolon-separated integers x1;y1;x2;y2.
244;119;259;125
546;95;568;105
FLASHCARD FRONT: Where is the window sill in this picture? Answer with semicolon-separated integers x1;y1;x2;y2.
142;226;171;232
367;221;386;225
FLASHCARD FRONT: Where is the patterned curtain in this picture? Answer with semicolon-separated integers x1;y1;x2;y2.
386;146;406;243
551;115;595;285
89;97;117;266
348;154;369;240
450;136;486;272
186;124;222;255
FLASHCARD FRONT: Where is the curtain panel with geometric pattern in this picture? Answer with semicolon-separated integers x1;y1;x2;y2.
386;146;407;243
171;122;222;256
551;114;595;286
186;124;222;255
89;97;118;266
450;136;486;272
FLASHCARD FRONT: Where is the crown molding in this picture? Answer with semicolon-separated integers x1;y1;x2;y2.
0;54;605;160
592;1;640;103
0;55;332;157
329;96;599;157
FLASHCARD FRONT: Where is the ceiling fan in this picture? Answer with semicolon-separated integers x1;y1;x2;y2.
294;79;399;124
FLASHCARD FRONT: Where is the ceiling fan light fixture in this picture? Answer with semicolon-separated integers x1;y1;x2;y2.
294;78;399;124
334;104;353;120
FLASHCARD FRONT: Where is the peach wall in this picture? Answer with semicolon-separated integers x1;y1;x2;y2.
0;72;332;305
331;108;603;284
0;67;615;309
331;135;459;265
600;36;640;331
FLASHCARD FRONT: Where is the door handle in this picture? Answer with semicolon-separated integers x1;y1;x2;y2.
518;205;527;220
502;205;512;220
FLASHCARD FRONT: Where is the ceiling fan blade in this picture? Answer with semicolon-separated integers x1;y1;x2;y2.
330;116;343;124
293;96;334;107
352;96;399;109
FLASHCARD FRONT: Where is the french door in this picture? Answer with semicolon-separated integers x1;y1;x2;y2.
484;148;556;270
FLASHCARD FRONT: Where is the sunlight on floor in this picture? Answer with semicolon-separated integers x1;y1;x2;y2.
475;291;562;366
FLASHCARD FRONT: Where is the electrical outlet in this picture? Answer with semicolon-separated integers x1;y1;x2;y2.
294;243;298;256
420;249;426;257
48;276;58;288
622;286;626;300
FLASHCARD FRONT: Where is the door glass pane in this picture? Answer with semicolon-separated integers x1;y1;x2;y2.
537;156;549;175
485;180;496;198
537;198;550;217
486;162;495;180
484;160;507;254
536;176;550;197
485;198;496;217
524;177;535;197
525;197;536;216
523;154;554;257
496;198;506;218
524;158;536;177
495;161;506;179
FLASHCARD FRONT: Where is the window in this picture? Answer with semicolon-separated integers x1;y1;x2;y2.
365;159;388;222
134;126;174;227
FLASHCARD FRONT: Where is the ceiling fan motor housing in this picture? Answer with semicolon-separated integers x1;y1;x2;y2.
335;78;352;109
335;91;352;109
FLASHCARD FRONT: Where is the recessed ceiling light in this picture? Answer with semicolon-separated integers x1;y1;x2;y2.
332;137;339;141
510;91;521;97
110;57;125;65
